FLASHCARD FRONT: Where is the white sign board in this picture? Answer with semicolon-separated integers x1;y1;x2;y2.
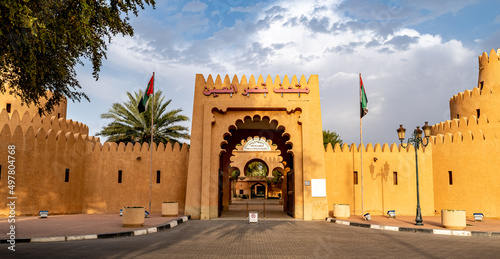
311;179;326;197
249;211;258;223
243;138;271;151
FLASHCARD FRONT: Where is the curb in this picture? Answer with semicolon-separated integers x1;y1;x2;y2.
326;217;500;237
0;215;191;244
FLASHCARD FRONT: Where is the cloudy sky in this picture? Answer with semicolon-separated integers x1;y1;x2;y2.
72;0;500;146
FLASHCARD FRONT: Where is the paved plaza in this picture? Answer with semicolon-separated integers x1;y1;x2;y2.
1;218;500;258
1;199;500;258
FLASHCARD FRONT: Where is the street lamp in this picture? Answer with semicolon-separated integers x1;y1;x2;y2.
397;122;432;226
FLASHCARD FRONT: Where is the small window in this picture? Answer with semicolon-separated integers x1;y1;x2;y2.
6;103;11;113
480;81;484;90
65;169;70;182
239;190;244;195
393;172;398;185
0;165;2;180
156;170;161;184
456;114;460;119
353;171;358;185
118;170;123;183
57;113;61;119
476;109;480;118
38;108;43;117
448;171;453;185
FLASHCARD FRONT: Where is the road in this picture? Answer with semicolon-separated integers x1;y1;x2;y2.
1;219;499;258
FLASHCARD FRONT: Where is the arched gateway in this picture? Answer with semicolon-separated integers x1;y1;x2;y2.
185;74;328;220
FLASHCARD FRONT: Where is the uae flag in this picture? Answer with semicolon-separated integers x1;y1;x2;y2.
138;74;154;113
360;74;368;118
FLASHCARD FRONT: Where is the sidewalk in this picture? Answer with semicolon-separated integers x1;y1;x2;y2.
326;215;500;237
0;213;189;242
1;211;499;243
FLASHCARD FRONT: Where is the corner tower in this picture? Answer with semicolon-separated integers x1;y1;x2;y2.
449;49;500;121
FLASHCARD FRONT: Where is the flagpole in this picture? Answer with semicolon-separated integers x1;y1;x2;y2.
149;72;154;215
360;73;364;218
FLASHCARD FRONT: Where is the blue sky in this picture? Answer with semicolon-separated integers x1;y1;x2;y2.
72;0;500;145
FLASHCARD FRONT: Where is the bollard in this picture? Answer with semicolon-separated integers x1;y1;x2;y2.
263;202;266;218
246;202;249;218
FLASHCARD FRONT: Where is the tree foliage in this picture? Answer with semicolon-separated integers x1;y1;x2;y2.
96;89;189;145
0;0;155;112
245;161;267;178
323;130;343;148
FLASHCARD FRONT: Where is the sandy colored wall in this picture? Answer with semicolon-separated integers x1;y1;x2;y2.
325;142;435;217
0;89;67;120
449;49;500;121
431;128;500;218
0;125;89;216
0;109;89;136
82;141;189;215
0;121;189;216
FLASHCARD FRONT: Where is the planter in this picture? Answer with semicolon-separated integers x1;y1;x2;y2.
162;202;179;217
122;207;145;227
333;204;350;219
441;210;466;230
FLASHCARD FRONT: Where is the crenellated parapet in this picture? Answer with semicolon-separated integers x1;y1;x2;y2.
449;49;500;121
0;124;99;147
324;142;431;154
201;74;313;91
431;114;499;140
0;109;91;137
478;49;500;88
89;140;189;154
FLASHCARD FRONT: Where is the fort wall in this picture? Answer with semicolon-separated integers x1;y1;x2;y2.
449;49;500;121
0;109;90;136
0;88;68;120
431;130;500;218
0;122;189;216
82;141;189;215
324;142;435;217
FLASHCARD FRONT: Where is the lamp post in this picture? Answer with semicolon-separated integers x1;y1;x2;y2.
397;122;432;226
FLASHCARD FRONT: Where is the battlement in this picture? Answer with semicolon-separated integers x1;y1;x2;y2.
200;74;316;87
324;142;431;154
0;109;90;136
430;128;498;145
431;114;498;135
0;124;99;146
0;122;189;157
430;114;500;145
448;49;500;121
90;140;189;154
478;49;500;87
449;82;499;107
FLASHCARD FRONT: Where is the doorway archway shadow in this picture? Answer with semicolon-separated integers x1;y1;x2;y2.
216;198;294;220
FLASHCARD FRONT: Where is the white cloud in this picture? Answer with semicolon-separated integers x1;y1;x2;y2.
69;0;487;145
182;0;208;13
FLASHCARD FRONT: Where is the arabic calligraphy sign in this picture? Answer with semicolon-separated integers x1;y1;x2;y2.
243;138;271;151
203;84;237;97
203;83;310;97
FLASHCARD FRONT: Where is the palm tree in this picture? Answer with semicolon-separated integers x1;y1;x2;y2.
96;89;190;145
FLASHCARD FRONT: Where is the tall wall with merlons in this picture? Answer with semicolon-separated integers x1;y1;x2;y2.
449;49;500;121
324;142;434;217
0;120;189;216
82;141;189;214
430;119;500;218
